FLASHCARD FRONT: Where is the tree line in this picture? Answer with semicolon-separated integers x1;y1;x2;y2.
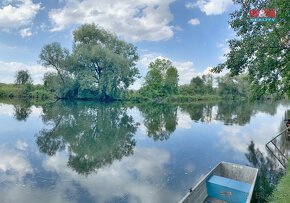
36;24;253;101
4;0;289;103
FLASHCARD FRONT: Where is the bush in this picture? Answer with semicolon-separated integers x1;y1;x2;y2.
0;84;54;100
29;90;52;99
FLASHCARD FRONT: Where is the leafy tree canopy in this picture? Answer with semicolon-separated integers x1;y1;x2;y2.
15;70;32;85
39;24;139;100
212;0;289;99
141;58;179;98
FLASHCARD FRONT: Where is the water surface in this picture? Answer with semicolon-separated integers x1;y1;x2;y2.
0;99;289;203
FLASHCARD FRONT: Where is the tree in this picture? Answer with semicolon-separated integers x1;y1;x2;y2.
212;0;289;99
15;70;32;85
190;76;205;94
39;24;139;100
142;67;164;98
148;58;173;74
69;24;139;100
202;74;214;94
217;74;250;99
164;67;179;95
141;58;178;98
39;42;69;86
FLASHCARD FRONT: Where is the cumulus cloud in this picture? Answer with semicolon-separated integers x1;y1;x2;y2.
188;18;200;26
0;60;54;84
48;0;175;42
19;27;32;38
15;140;28;150
0;0;41;30
0;147;33;178
186;0;233;15
42;147;179;203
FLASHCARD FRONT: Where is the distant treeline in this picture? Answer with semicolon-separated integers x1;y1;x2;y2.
0;24;278;102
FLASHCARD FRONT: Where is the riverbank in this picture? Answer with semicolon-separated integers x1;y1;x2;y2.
0;83;259;104
0;83;224;103
268;160;290;202
0;83;53;100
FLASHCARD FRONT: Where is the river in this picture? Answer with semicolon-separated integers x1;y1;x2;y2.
0;99;289;203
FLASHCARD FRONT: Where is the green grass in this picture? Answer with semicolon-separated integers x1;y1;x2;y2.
267;160;290;203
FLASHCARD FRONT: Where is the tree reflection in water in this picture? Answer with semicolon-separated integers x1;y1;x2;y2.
138;103;178;141
245;141;284;202
36;101;139;175
13;102;32;121
179;102;215;123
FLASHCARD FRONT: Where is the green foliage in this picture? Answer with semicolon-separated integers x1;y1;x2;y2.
0;83;54;99
179;76;207;95
217;74;250;99
190;77;205;94
165;67;179;95
71;24;139;100
138;103;177;141
39;24;139;100
15;70;32;85
166;95;220;103
213;0;290;99
39;42;69;86
141;66;164;98
0;84;24;98
202;74;214;95
140;58;179;99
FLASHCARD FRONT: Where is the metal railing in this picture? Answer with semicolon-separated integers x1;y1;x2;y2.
266;126;290;168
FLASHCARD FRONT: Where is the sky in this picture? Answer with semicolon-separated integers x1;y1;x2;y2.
0;0;237;88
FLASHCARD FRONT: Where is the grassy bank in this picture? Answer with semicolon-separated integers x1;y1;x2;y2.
268;160;290;202
126;90;222;103
0;83;249;104
0;83;54;100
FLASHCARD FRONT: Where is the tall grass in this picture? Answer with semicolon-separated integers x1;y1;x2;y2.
267;160;290;202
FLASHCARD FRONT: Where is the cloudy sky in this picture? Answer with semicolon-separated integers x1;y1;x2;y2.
0;0;236;88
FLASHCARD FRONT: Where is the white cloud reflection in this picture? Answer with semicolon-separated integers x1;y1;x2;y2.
41;147;178;203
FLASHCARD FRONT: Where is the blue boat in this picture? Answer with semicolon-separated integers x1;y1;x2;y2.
179;162;258;203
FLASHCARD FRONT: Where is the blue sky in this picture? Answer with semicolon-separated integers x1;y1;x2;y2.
0;0;237;88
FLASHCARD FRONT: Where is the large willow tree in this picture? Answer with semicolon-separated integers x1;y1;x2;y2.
39;24;139;100
213;0;289;99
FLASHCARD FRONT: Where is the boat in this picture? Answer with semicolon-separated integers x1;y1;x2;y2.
179;162;258;203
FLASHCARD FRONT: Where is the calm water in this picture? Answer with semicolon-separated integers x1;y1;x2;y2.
0;99;289;203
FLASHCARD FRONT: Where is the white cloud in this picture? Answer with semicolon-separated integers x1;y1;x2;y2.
188;18;200;26
0;60;54;84
41;147;179;203
48;0;175;42
0;0;41;30
177;109;192;129
186;0;233;15
19;27;32;38
15;140;28;150
0;147;33;178
217;42;230;61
